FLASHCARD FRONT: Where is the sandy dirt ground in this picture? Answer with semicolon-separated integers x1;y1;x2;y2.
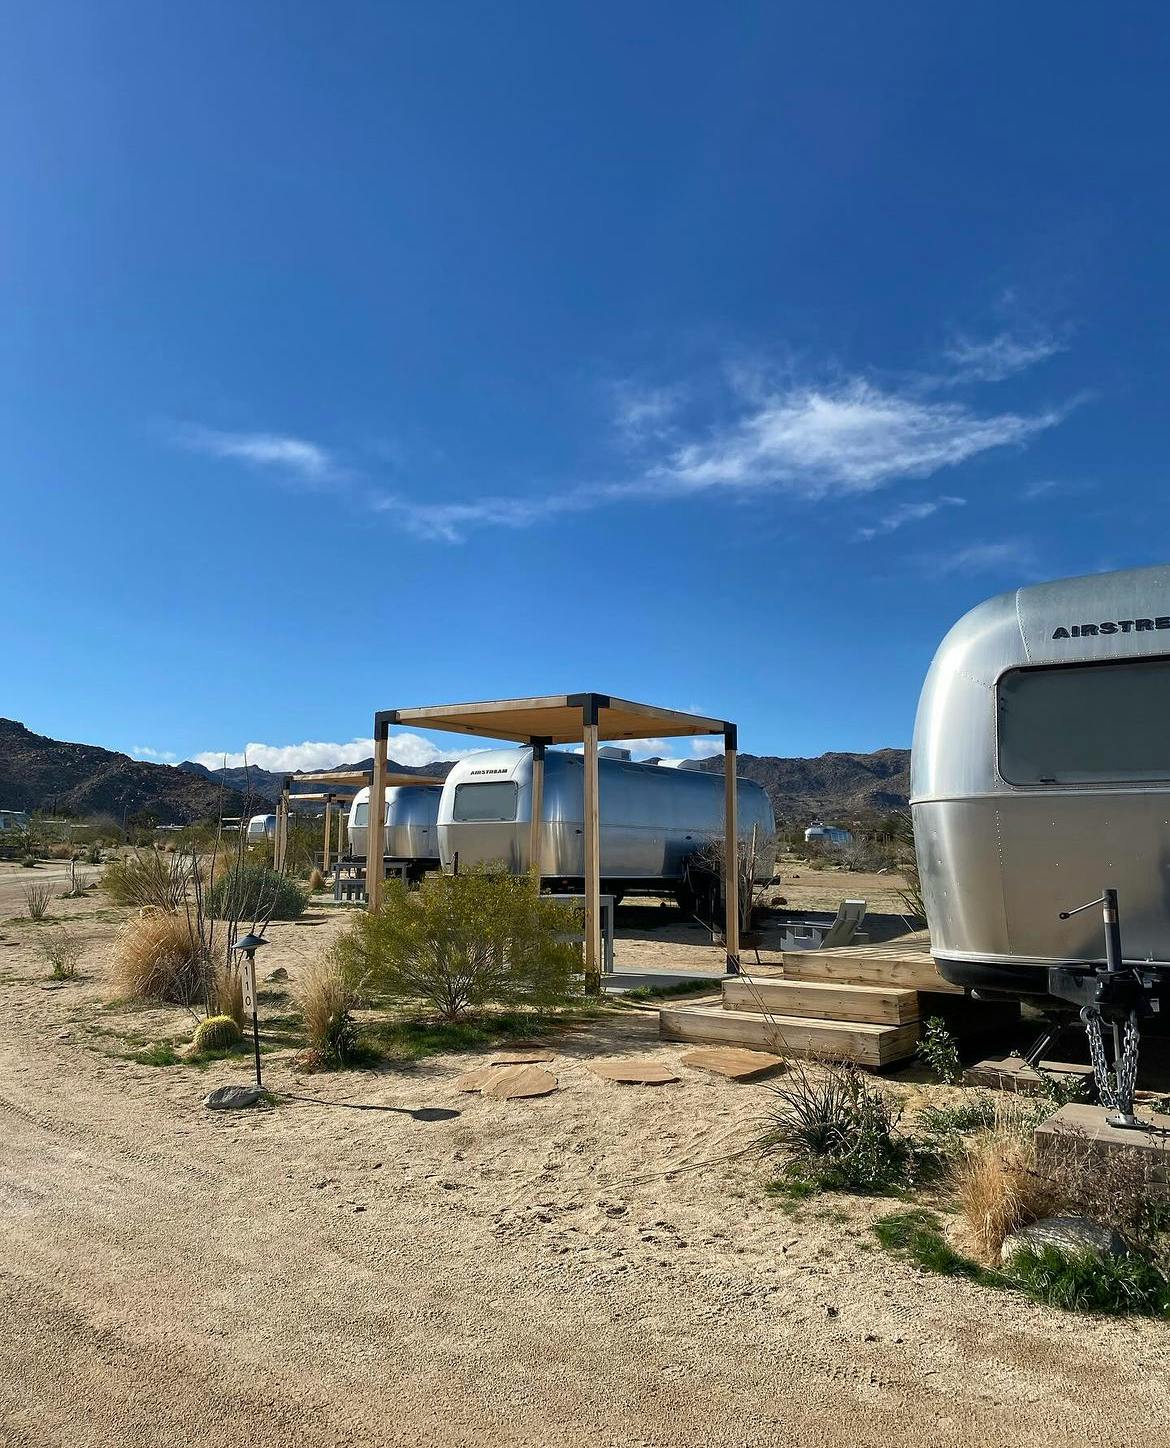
1;864;1168;1448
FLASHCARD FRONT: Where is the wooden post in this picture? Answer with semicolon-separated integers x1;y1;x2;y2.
723;725;740;974
528;740;546;879
367;720;389;911
276;784;290;873
582;703;602;995
322;794;333;874
337;799;346;859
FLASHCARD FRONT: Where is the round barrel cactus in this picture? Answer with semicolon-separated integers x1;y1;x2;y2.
193;1014;242;1052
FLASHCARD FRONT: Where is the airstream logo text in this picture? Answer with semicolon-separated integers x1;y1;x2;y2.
467;768;508;776
1052;617;1170;640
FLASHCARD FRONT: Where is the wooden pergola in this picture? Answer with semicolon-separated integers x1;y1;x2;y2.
275;767;445;874
367;693;742;991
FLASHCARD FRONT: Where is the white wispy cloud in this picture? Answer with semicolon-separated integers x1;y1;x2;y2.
612;382;684;442
190;733;484;773
853;494;965;542
133;745;178;763
926;540;1037;576
944;331;1065;384
375;377;1064;542
175;426;337;484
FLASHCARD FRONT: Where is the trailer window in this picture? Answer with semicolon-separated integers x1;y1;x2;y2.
998;659;1170;785
353;803;368;827
451;781;518;821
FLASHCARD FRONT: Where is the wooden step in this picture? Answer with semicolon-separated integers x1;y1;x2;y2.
723;975;919;1026
659;1003;920;1069
782;944;962;995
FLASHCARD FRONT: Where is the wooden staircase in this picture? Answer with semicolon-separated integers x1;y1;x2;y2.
659;941;984;1070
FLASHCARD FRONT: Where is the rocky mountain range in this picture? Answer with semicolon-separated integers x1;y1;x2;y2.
1;718;910;827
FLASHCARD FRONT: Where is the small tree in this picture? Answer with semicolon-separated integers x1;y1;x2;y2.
334;868;580;1020
693;827;777;936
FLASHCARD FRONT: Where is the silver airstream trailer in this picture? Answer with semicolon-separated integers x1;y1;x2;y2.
348;784;442;878
912;561;1170;1017
438;746;775;900
246;813;276;843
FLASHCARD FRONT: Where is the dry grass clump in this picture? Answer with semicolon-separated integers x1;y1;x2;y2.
307;867;326;892
112;908;208;1005
1046;1139;1170;1241
23;881;53;921
103;850;190;910
207;961;244;1026
38;926;82;979
295;953;359;1068
951;1103;1061;1262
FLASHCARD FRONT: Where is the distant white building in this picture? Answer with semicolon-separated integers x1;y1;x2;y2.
0;809;30;833
804;823;853;848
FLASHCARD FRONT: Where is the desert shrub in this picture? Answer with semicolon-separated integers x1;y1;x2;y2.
23;882;52;921
1043;1140;1170;1239
874;1209;1170;1316
112;909;209;1005
757;1062;911;1193
918;1016;962;1084
192;1014;242;1052
20;854;37;869
207;864;307;922
951;1123;1060;1262
917;1092;999;1138
307;867;326;892
84;844;103;865
334;868;580;1020
102;849;190;910
207;962;244;1027
296;952;360;1067
38;926;82;979
1006;1244;1170;1317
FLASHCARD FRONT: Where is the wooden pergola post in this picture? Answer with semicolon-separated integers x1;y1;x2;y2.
581;702;602;995
276;780;290;873
367;714;390;910
337;801;346;859
723;725;740;974
528;738;547;878
322;794;333;875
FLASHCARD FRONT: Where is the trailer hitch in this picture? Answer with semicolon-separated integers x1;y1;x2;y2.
1050;888;1149;1130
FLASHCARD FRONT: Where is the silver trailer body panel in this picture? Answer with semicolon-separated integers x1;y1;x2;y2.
911;562;1170;990
438;748;775;886
348;784;442;862
246;814;276;843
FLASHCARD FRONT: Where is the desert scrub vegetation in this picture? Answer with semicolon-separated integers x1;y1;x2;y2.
295;952;361;1069
306;866;326;892
103;849;190;910
22;881;53;921
757;1062;923;1194
917;1016;963;1084
333;869;580;1021
874;1208;1170;1318
207;863;307;922
38;926;82;979
112;909;208;1006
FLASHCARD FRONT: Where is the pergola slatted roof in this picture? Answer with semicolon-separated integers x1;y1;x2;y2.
287;769;445;791
383;693;728;746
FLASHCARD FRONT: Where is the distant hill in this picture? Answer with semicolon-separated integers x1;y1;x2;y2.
694;748;911;822
0;719;253;825
178;756;458;805
2;717;910;828
183;746;909;822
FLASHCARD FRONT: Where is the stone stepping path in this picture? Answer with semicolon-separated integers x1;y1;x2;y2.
679;1046;785;1081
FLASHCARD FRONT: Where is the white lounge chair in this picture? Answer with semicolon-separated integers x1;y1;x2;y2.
779;898;868;952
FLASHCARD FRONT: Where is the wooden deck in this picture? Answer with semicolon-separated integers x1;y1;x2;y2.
658;936;1004;1069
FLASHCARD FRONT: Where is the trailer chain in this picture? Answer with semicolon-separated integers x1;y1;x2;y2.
1080;1005;1141;1117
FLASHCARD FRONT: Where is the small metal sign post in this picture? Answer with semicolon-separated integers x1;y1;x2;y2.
231;933;268;1088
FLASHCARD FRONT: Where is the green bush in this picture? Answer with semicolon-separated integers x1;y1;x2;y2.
1007;1244;1170;1317
757;1062;912;1193
192;1014;243;1052
207;864;308;922
917;1016;962;1084
102;850;190;909
333;867;580;1020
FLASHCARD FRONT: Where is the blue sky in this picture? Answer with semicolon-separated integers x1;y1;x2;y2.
3;3;1168;771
